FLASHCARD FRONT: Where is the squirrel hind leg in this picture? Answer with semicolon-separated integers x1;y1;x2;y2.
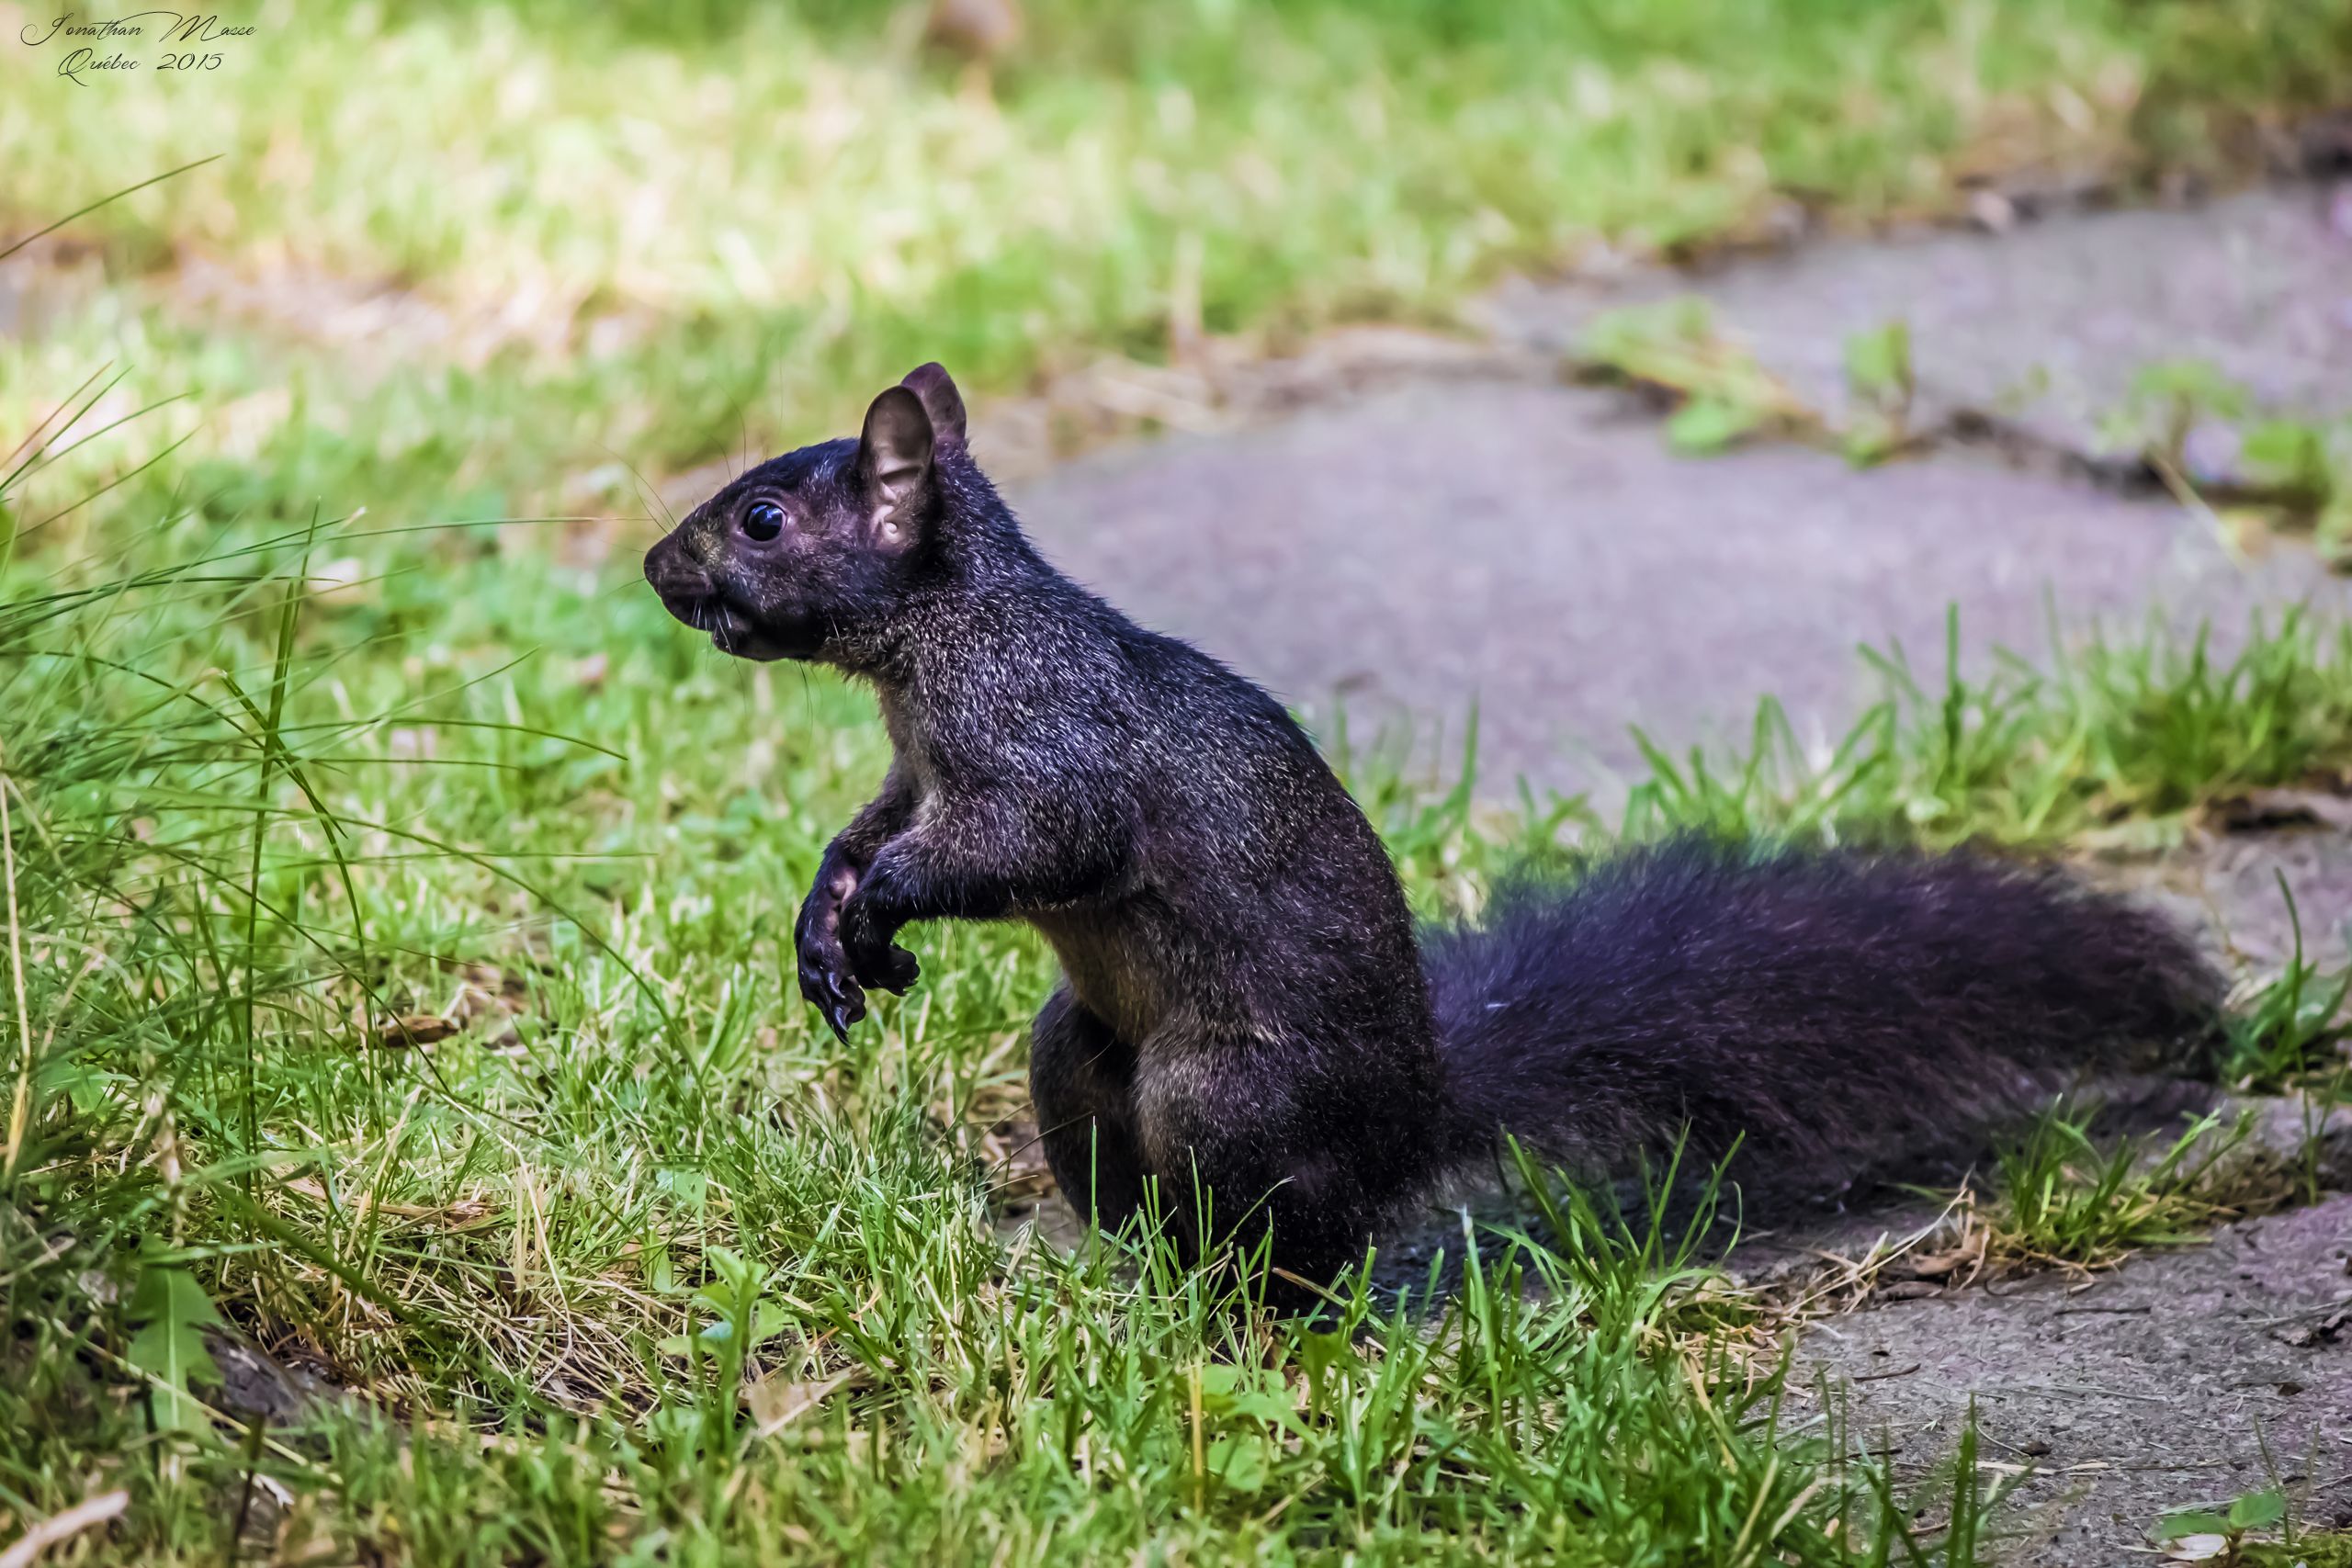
1029;987;1149;1233
1128;1039;1443;1299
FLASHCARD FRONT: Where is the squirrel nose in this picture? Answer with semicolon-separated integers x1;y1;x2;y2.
643;533;714;600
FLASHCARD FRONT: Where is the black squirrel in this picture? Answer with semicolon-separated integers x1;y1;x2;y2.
643;363;2224;1294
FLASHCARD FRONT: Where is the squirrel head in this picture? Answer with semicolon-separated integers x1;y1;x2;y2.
644;363;970;667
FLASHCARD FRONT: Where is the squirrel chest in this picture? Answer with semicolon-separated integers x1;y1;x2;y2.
1026;904;1177;1044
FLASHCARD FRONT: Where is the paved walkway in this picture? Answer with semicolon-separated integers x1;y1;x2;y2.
1799;1191;2352;1562
1009;186;2352;797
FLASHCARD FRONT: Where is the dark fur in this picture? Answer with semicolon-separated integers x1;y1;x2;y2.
1427;842;2223;1202
644;365;2225;1299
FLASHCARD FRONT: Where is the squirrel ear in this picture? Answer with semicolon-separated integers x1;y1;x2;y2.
899;362;967;449
857;386;935;543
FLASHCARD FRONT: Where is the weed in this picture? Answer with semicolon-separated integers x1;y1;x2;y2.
1841;321;1919;468
2103;359;2255;475
2224;878;2352;1091
1573;299;1820;454
2242;1536;2352;1568
1570;302;1925;467
2095;360;2352;557
1978;1103;2252;1273
2154;1486;2289;1562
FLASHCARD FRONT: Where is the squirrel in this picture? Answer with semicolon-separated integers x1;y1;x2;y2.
643;363;2226;1298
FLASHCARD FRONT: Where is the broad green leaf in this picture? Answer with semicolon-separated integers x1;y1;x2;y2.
1843;415;1904;468
127;1266;224;1434
664;1295;791;1357
1843;321;1912;400
1666;396;1763;455
658;1168;709;1212
2152;1509;2233;1541
2242;420;2327;490
1206;1433;1270;1493
2127;359;2248;419
1295;1327;1353;1406
748;1300;791;1346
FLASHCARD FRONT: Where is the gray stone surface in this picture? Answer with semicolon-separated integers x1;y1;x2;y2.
1477;185;2352;460
1011;378;2346;796
1796;1193;2352;1564
1007;185;2352;799
2116;827;2352;968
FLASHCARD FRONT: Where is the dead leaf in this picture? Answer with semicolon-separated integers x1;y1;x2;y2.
283;1175;501;1228
272;1491;337;1568
745;1369;860;1437
1896;1245;1979;1281
2278;1309;2348;1348
2163;1534;2230;1562
0;1491;130;1568
375;1014;461;1048
1875;1280;1944;1302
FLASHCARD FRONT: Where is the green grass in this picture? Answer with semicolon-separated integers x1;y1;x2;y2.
0;496;1997;1562
11;337;2352;1556
6;418;2351;1561
2225;884;2352;1091
2247;1536;2352;1568
1615;604;2352;853
0;442;1990;1560
1973;1103;2256;1273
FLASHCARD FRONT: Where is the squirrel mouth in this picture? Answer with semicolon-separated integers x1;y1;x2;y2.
700;600;796;662
655;590;791;662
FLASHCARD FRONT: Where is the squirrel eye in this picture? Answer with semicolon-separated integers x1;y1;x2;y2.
741;500;786;542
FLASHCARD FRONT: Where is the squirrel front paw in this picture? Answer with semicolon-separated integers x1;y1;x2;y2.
838;891;922;997
795;870;867;1043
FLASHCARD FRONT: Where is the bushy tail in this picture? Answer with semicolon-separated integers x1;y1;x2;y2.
1421;837;2225;1200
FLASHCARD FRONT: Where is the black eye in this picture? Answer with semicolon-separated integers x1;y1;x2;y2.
741;500;785;541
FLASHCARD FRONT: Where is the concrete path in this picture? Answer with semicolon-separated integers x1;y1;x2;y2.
1007;186;2352;798
1797;1193;2352;1563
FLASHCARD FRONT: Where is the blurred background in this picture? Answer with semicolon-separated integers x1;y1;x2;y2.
5;0;2350;784
3;0;2344;516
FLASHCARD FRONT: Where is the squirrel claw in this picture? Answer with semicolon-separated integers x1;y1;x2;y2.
807;979;864;1043
839;897;921;995
797;947;867;1043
